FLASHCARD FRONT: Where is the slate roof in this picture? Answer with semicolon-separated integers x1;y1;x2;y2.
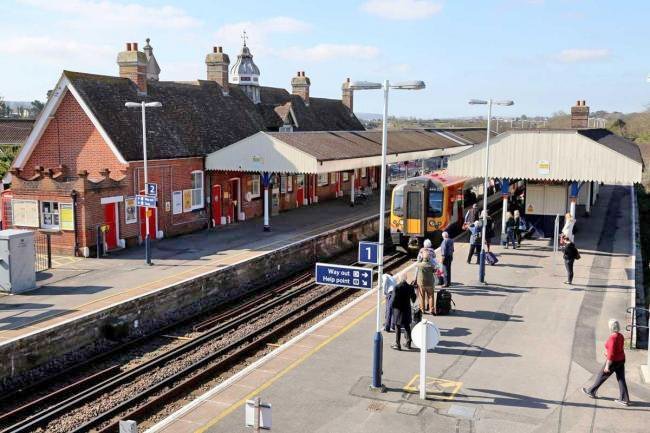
63;71;363;161
578;128;643;165
267;130;471;161
0;119;34;145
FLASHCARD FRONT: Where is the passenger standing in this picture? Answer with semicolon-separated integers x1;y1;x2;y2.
467;222;482;264
481;210;495;252
440;231;454;287
562;213;576;243
582;319;631;406
417;238;436;262
504;212;517;249
383;273;397;332
464;203;479;227
391;279;417;351
514;210;524;246
415;250;436;315
563;239;580;284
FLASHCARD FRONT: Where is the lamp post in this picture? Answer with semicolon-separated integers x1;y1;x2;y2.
468;99;514;283
125;101;162;265
350;79;426;390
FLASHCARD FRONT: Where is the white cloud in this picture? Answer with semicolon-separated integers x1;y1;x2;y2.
18;0;201;29
214;17;311;55
0;36;113;61
280;44;380;62
360;0;443;20
556;48;610;63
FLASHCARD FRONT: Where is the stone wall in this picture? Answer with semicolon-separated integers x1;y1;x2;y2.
0;213;381;388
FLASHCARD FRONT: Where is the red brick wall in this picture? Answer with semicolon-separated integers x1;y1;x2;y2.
22;91;127;179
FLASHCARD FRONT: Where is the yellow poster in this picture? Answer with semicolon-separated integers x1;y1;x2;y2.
183;189;192;212
60;203;74;230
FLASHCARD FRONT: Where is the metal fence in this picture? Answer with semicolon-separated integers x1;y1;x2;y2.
34;231;52;272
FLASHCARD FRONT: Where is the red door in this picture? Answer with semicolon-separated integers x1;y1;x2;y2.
296;175;304;207
212;184;222;226
103;203;118;250
139;206;156;239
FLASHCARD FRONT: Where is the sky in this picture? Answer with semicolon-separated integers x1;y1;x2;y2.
1;0;649;118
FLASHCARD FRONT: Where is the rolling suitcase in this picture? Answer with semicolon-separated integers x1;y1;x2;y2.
485;251;498;266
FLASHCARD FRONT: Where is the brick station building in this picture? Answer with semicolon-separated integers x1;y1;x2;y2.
7;39;364;256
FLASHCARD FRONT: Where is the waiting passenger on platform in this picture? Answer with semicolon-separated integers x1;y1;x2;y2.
467;223;482;264
415;250;436;315
480;210;495;252
391;279;417;351
582;319;630;406
504;212;517;249
562;239;580;284
464;203;479;227
562;213;576;243
514;210;525;246
383;273;397;332
440;231;454;287
417;238;436;262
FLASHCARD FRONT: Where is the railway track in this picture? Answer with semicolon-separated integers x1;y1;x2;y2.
1;252;408;433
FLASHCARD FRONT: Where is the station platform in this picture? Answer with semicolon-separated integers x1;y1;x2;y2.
149;184;650;433
0;195;383;345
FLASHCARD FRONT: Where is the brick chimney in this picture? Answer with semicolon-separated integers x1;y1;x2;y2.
206;46;230;94
570;99;589;128
291;71;311;105
117;42;148;93
342;77;353;112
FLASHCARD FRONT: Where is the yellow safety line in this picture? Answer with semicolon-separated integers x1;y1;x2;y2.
0;212;374;335
193;301;377;433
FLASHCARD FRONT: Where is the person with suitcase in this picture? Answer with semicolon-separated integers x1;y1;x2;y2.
467;222;482;264
415;249;436;315
391;279;417;351
440;231;454;287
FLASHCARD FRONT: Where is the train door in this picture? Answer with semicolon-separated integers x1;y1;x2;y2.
211;184;222;226
404;184;425;236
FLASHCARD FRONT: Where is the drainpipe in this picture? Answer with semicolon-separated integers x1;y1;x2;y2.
70;189;79;257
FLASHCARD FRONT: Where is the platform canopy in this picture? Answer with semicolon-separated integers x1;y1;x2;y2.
206;129;478;174
447;129;643;185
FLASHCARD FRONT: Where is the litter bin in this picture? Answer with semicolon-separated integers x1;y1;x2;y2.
0;229;36;294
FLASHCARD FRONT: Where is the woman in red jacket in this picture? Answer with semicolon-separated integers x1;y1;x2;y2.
582;319;630;406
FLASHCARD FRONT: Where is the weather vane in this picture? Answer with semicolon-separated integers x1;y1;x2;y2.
241;30;248;46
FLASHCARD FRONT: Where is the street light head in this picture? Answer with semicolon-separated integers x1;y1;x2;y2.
390;80;426;90
144;102;163;108
125;102;141;108
469;99;488;105
349;80;383;90
495;100;514;106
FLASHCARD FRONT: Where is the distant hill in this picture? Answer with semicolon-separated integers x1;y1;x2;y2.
355;112;382;121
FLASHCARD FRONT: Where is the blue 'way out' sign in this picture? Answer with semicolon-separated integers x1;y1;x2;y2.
358;241;380;265
315;263;373;290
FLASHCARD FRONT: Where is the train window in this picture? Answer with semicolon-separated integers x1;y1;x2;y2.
428;190;443;217
393;189;404;216
407;191;421;218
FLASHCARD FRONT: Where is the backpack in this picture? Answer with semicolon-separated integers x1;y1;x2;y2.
436;289;454;315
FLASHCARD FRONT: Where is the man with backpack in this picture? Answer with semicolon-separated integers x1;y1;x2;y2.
563;238;581;285
467;222;482;264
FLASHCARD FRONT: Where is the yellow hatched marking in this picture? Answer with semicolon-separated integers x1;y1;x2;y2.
403;374;462;401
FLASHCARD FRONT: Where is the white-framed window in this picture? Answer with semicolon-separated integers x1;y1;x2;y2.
250;175;261;198
342;171;349;182
287;175;293;192
361;167;367;178
191;170;204;209
41;201;60;229
317;173;328;186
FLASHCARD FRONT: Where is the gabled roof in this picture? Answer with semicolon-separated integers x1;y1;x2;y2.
447;129;643;184
206;130;474;174
16;70;364;166
0;119;34;145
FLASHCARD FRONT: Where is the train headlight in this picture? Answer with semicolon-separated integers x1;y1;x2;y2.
429;220;436;227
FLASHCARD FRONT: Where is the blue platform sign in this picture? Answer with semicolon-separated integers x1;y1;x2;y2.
315;263;373;290
358;241;380;266
136;194;157;208
146;182;158;197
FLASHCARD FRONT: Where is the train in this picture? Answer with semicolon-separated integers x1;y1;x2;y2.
389;171;511;253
